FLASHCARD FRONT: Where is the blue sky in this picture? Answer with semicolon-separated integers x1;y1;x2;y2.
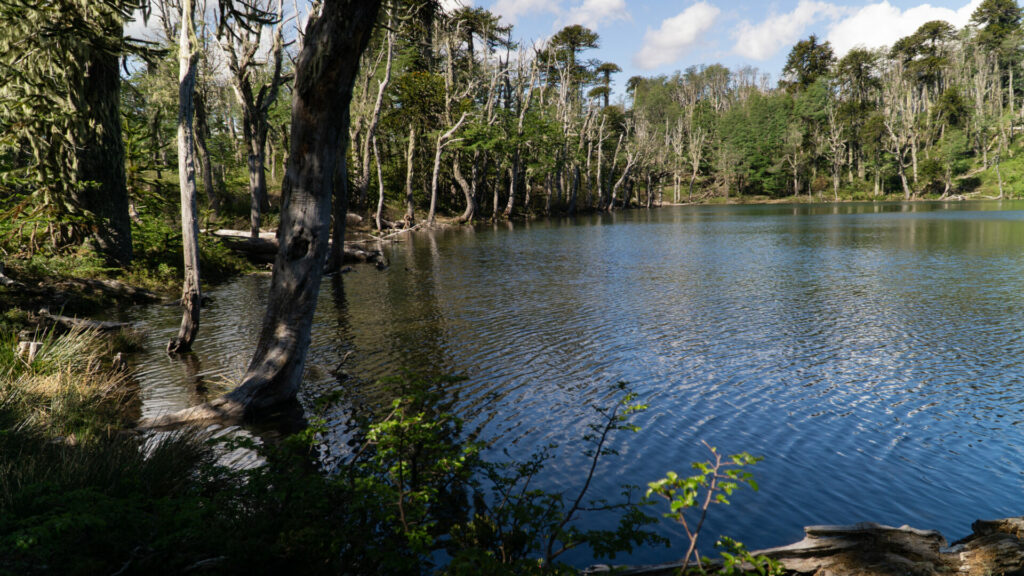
454;0;986;100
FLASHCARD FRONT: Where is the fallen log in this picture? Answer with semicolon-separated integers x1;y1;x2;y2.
215;232;388;268
38;308;131;332
56;277;160;303
585;517;1024;576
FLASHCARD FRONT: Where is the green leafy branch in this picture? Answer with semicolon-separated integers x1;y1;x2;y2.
646;442;766;573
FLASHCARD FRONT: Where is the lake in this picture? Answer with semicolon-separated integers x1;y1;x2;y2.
126;201;1024;565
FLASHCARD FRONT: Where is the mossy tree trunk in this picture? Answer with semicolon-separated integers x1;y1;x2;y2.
73;25;132;266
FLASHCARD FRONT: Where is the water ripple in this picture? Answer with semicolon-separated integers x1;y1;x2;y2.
124;202;1024;564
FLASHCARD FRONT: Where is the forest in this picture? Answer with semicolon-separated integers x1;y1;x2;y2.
2;0;1023;264
4;0;1024;574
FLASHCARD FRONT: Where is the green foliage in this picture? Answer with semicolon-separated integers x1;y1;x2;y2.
713;536;783;576
0;365;778;575
129;209;253;290
720;92;792;197
971;0;1022;52
0;0;140;259
781;35;835;92
647;444;777;575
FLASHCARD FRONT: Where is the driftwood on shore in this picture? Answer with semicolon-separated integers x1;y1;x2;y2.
38;308;131;332
211;229;388;268
585;517;1024;576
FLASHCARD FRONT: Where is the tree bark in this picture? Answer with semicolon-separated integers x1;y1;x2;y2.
168;0;202;355
453;152;475;223
146;0;382;425
373;135;385;231
503;153;519;218
356;23;393;206
404;126;417;224
247;127;270;237
428;112;467;225
194;89;220;215
220;0;291;239
73;23;132;266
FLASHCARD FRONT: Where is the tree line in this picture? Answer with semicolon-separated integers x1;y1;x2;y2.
2;0;1023;416
629;0;1023;202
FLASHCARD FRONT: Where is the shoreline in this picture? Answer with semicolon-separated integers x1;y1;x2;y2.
587;516;1024;576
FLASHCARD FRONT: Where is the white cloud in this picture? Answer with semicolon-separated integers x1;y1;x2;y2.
440;0;474;13
827;0;983;56
492;0;558;25
633;2;720;70
733;0;846;61
560;0;630;30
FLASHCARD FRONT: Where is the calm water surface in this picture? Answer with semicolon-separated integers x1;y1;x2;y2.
126;201;1024;564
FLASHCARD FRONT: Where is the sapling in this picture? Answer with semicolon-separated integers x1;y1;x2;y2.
647;442;778;575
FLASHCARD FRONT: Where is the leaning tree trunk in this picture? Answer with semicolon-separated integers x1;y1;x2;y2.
168;0;202;355
453;152;475;223
73;25;132;266
428;112;467;225
144;0;382;426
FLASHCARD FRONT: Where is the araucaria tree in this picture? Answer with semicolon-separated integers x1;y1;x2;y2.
0;0;136;266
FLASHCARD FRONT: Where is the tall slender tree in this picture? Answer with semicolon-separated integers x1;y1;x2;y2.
167;0;202;354
146;0;383;424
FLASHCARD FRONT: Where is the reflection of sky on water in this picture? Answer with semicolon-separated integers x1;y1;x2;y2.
125;201;1024;566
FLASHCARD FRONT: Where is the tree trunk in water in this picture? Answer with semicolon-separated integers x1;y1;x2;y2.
404;126;416;224
73;26;132;266
194;90;220;215
555;170;564;212
143;0;383;425
168;0;201;355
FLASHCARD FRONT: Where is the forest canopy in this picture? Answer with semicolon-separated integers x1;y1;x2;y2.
1;0;1022;267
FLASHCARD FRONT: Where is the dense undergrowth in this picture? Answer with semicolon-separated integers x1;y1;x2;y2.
0;330;776;576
